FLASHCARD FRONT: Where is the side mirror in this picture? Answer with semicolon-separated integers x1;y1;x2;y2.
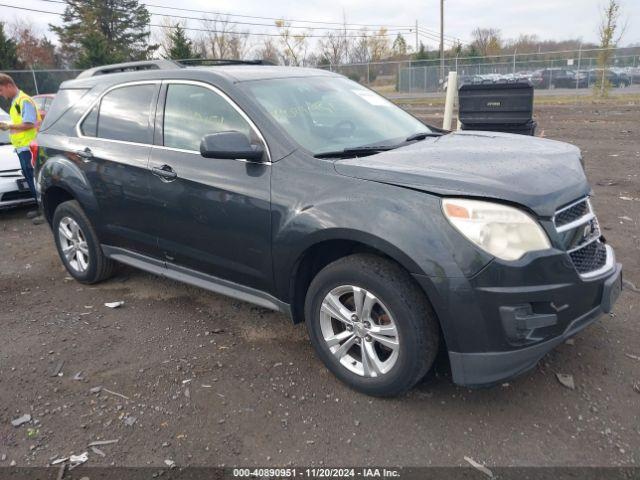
200;131;264;161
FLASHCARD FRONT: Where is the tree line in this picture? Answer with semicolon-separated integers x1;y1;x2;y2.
0;0;631;71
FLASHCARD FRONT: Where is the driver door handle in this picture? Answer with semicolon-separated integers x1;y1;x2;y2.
75;147;93;159
152;165;178;182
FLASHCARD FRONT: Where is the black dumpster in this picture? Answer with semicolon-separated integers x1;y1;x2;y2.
458;82;536;136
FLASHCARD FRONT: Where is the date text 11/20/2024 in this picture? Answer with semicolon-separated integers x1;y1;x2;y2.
232;468;401;478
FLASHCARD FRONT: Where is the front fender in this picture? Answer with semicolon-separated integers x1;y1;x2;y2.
271;155;493;301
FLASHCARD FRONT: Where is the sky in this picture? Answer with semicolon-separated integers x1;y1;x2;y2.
1;0;639;52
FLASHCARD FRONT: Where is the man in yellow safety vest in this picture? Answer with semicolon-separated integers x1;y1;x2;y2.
0;73;44;224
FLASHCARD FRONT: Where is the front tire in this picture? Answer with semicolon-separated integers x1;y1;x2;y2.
53;200;114;284
304;254;439;397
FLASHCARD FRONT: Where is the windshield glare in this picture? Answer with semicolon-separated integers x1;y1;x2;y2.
242;76;430;155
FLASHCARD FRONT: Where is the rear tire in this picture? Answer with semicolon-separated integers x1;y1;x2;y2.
304;254;439;397
52;200;114;284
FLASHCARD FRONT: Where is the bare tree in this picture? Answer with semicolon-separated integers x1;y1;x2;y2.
596;0;626;96
470;28;502;57
201;15;250;60
368;28;391;61
349;29;370;63
256;37;280;64
274;19;309;66
504;34;541;54
318;31;348;66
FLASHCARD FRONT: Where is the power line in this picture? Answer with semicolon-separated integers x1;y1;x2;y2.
140;2;417;29
162;22;405;38
0;3;409;38
417;28;462;45
419;28;462;44
417;31;459;47
34;0;417;31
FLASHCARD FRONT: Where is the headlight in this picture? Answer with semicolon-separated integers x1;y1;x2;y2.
442;198;551;261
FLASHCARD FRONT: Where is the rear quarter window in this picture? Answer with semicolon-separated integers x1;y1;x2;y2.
39;89;90;131
80;103;98;137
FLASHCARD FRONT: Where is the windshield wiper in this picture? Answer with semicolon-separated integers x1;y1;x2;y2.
314;131;447;159
405;131;444;142
314;145;398;159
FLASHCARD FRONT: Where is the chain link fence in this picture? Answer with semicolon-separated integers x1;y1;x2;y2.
1;69;82;96
324;47;640;94
2;47;639;100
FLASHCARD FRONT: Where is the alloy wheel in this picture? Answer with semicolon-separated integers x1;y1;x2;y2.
58;216;90;273
319;285;400;377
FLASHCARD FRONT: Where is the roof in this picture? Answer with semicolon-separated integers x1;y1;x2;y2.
189;65;337;82
70;59;338;86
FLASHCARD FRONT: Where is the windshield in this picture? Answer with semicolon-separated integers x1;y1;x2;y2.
242;76;431;155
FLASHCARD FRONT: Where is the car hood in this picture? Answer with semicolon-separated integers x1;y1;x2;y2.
333;131;589;217
0;144;20;171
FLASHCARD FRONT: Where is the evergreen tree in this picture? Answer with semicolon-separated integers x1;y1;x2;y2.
75;31;113;69
413;42;429;61
392;33;408;56
165;24;195;60
50;0;158;68
0;22;20;69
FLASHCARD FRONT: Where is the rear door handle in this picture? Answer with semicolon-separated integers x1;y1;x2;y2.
152;165;178;182
75;147;93;159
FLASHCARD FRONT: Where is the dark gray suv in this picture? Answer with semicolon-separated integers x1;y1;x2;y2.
34;60;622;396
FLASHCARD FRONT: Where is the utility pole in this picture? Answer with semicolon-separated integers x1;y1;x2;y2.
440;0;445;82
415;20;419;54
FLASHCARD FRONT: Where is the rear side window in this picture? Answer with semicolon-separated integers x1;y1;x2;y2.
95;84;156;144
163;84;254;151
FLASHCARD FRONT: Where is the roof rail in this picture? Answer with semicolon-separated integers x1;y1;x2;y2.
176;58;273;66
76;59;182;79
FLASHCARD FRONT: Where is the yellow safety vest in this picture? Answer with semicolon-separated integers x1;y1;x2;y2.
9;90;41;148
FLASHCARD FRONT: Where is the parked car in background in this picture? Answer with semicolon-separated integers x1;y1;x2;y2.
443;74;483;91
515;71;534;83
530;68;587;89
32;93;56;121
457;75;483;87
627;67;640;85
586;69;631;88
452;72;533;90
0;108;36;209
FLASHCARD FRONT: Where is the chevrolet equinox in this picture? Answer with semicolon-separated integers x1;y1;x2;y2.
34;60;622;396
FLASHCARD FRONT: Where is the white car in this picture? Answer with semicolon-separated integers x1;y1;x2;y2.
0;108;36;209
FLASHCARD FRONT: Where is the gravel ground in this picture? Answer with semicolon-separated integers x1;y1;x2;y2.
0;104;638;469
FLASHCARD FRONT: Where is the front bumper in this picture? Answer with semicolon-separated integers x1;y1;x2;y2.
0;175;35;208
414;249;623;387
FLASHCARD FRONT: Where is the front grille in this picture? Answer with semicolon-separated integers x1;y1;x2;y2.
569;241;608;274
0;169;22;178
554;197;611;277
1;190;33;202
555;199;589;227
